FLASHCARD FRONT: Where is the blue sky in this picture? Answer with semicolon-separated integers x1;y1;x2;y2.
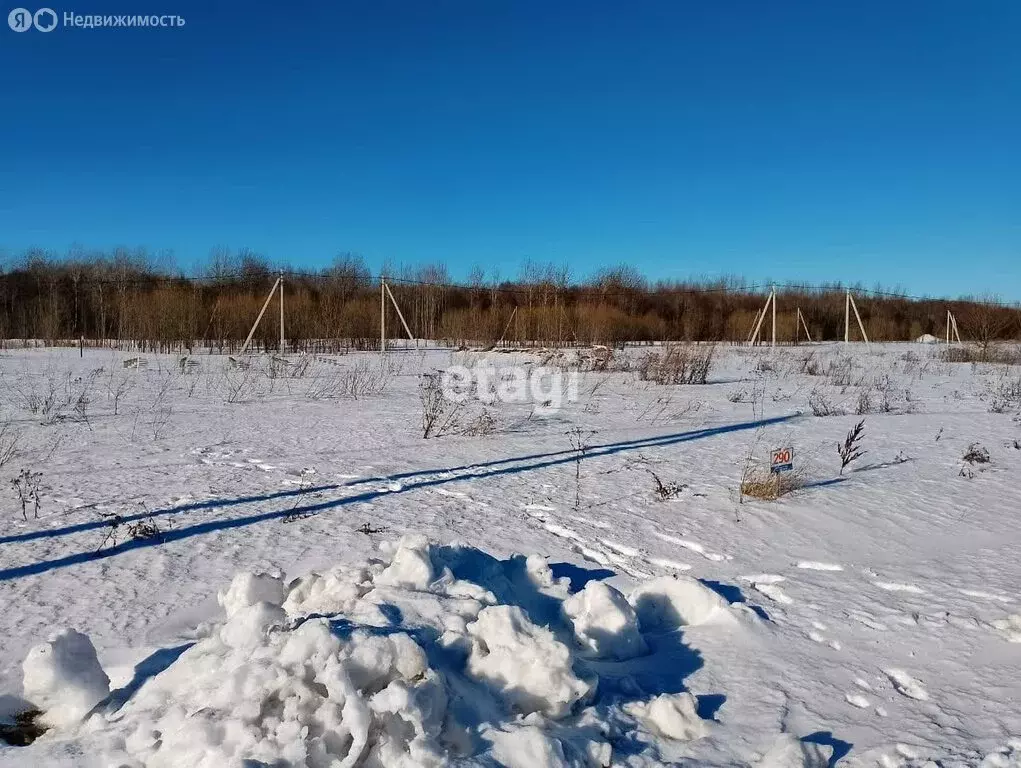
1;1;1019;297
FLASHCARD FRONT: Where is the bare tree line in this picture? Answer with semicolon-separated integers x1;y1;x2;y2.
0;248;1017;351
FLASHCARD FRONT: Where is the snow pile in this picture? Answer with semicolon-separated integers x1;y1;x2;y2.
623;692;711;742
757;734;832;768
629;575;735;630
562;581;647;660
18;536;759;766
22;629;110;728
467;605;593;718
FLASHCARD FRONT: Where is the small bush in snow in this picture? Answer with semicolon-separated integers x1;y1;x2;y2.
638;343;716;385
420;372;460;438
962;443;991;465
10;469;42;520
809;388;841;417
739;468;803;501
838;420;867;475
648;470;684;500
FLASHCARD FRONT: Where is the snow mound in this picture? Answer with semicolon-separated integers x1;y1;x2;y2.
22;628;110;728
629;575;735;631
624;692;711;741
16;536;759;766
562;580;647;660
216;570;284;617
758;733;832;767
467;605;593;718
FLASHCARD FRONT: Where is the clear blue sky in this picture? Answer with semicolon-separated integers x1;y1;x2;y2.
1;1;1019;297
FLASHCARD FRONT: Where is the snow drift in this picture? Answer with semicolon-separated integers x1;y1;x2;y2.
14;535;771;766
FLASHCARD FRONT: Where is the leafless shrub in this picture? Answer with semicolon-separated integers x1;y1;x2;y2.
150;406;173;440
809;387;842;417
107;372;135;415
799;353;821;376
838;420;867;475
10;469;42;520
222;363;257;403
461;409;498;437
420;372;461;438
855;388;873;415
567;427;598;509
988;374;1021;414
0;421;21;468
648;470;685;500
128;503;167;541
305;359;397;400
941;344;1021;365
962;443;990;465
638;343;716;385
826;357;858;387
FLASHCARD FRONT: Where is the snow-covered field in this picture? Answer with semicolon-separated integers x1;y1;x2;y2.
0;342;1019;766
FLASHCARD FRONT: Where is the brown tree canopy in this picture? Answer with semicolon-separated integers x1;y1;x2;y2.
0;249;1017;352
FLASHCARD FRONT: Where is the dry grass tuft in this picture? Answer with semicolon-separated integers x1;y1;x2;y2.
740;468;804;501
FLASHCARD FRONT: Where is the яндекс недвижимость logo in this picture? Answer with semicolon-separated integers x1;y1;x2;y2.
8;8;185;30
8;7;57;31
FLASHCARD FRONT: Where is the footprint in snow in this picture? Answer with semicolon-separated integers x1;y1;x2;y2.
600;540;640;558
884;669;929;701
652;530;727;562
874;582;925;594
647;557;692;572
797;561;843;572
845;693;871;708
960;588;1014;604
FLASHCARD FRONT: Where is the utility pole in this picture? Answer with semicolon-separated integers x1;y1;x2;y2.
845;289;850;344
279;270;284;353
771;285;777;347
239;275;282;356
380;276;386;357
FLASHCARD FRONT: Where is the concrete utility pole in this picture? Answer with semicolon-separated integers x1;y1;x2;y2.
279;271;285;353
844;290;850;344
771;285;777;347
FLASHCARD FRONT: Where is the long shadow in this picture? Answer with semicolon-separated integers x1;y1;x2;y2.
0;485;344;546
1;414;793;548
0;415;795;582
94;643;194;716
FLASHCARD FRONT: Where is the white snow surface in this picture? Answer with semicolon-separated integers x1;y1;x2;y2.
0;342;1020;766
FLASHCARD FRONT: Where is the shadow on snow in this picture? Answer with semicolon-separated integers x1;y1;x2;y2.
0;415;796;582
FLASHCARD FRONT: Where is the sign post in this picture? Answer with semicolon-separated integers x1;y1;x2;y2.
770;447;794;474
